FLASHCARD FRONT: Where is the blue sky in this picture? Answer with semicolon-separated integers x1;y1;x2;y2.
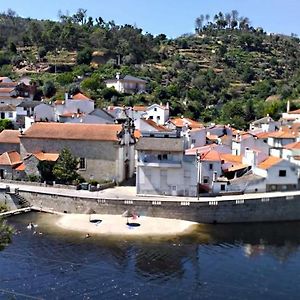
0;0;299;37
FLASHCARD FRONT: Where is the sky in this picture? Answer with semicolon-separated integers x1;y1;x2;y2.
0;0;299;38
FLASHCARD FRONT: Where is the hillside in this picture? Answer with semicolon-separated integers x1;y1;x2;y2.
1;9;300;128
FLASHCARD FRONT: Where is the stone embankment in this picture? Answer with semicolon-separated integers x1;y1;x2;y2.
1;183;300;224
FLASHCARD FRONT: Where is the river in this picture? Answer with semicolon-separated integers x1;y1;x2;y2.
1;212;300;299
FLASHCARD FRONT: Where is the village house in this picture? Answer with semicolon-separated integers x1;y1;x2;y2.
0;105;17;124
232;132;270;156
0;129;20;154
266;131;298;157
165;117;203;131
0;151;24;180
249;115;279;132
54;92;94;122
23;152;59;180
282;141;300;169
19;122;136;183
105;73;147;94
135;132;198;196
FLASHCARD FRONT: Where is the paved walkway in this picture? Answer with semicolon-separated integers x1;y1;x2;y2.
1;182;300;203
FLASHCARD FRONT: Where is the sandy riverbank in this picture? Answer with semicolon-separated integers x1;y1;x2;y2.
56;213;198;237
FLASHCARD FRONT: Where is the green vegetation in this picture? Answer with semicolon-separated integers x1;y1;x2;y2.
1;8;300;128
0;119;14;132
53;148;80;184
0;218;13;251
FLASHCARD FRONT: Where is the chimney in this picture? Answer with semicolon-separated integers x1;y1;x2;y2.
287;100;290;113
116;72;120;80
65;93;69;101
166;102;169;109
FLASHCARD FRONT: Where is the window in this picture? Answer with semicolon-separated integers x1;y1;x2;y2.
157;116;160;120
209;163;213;170
158;154;162;160
79;157;86;169
221;184;226;191
149;116;153;119
154;108;157;111
163;154;168;160
8;112;13;118
192;139;196;144
279;170;286;177
203;176;209;184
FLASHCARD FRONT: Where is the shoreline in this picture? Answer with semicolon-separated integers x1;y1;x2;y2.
55;213;198;238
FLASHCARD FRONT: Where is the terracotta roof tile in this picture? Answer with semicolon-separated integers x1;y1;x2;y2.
268;131;297;139
201;150;222;161
0;151;22;166
220;153;243;164
22;123;123;142
14;162;25;171
258;156;282;170
71;92;91;101
33;152;59;162
169;117;203;128
143;119;170;131
0;87;15;93
288;109;300;114
133;106;147;112
0;130;20;144
284;141;300;150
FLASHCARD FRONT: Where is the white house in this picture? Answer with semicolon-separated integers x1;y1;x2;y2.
253;156;298;192
54;92;94;121
267;131;297;157
0;104;17;123
144;104;169;125
232;132;270;156
105;74;147;94
135;133;198;196
249;115;279;132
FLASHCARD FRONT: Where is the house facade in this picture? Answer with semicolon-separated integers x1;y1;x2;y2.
20;122;136;183
105;74;147;94
136;134;198;196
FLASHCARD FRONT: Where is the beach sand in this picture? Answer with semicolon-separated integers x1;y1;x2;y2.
56;214;198;237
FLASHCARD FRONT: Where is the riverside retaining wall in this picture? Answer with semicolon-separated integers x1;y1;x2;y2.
17;190;300;224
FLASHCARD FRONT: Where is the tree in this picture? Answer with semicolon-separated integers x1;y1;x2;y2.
53;148;79;184
38;161;56;182
0;119;14;132
77;47;93;65
43;81;56;98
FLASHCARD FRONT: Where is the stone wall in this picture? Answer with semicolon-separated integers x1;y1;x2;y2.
18;190;300;224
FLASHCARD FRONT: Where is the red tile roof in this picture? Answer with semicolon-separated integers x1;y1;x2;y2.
268;131;297;139
0;87;15;93
143;119;169;132
288;109;300;114
220;153;243;164
284;141;300;150
22;123;123;142
71;93;91;100
133;105;147;112
0;151;22;166
201;150;222;161
0;130;20;144
258;156;282;170
33;152;59;162
14;162;25;171
169;117;203;129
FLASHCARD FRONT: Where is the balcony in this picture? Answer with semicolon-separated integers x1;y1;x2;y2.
137;156;182;168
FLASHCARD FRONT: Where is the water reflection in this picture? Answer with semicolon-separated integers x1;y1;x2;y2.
0;219;13;251
2;213;300;299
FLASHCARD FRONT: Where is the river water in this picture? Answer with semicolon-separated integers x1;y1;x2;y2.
1;212;300;299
